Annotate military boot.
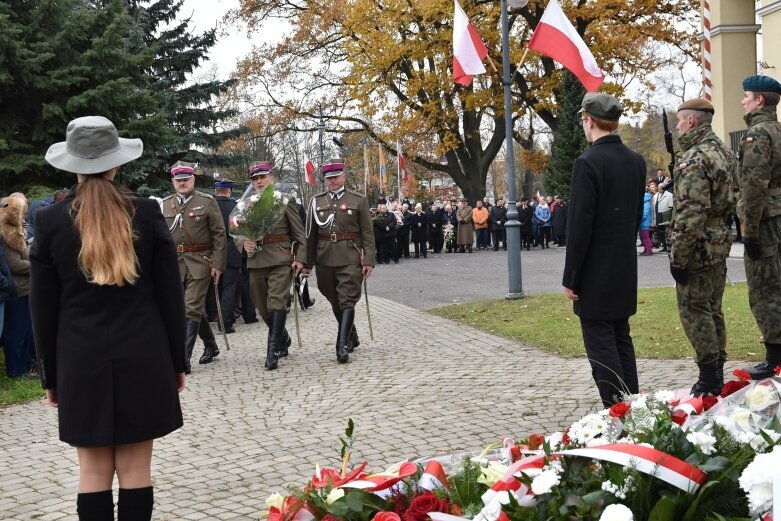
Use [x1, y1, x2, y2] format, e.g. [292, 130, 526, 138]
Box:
[336, 308, 354, 363]
[717, 355, 726, 390]
[742, 343, 781, 380]
[198, 315, 220, 364]
[184, 319, 200, 374]
[265, 311, 286, 370]
[347, 325, 360, 353]
[264, 317, 292, 357]
[690, 360, 722, 397]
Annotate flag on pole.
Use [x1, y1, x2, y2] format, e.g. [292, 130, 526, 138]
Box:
[304, 160, 316, 186]
[527, 0, 605, 92]
[378, 144, 387, 190]
[452, 0, 489, 87]
[399, 150, 414, 196]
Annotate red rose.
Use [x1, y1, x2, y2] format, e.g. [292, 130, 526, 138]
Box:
[528, 434, 545, 450]
[403, 492, 449, 521]
[732, 368, 752, 381]
[776, 366, 781, 377]
[702, 395, 718, 411]
[720, 379, 750, 398]
[374, 512, 402, 521]
[609, 402, 631, 418]
[510, 445, 521, 462]
[561, 428, 571, 446]
[321, 516, 337, 521]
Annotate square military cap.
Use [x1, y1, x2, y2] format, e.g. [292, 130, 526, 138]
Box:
[322, 158, 346, 177]
[248, 161, 273, 177]
[677, 98, 715, 114]
[170, 160, 196, 179]
[579, 92, 623, 121]
[743, 75, 781, 94]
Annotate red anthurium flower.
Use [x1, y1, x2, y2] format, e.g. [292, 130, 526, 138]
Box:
[609, 402, 631, 418]
[733, 368, 752, 381]
[310, 461, 369, 489]
[720, 379, 750, 398]
[701, 395, 718, 411]
[528, 434, 545, 450]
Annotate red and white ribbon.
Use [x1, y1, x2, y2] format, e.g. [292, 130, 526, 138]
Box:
[672, 396, 704, 426]
[419, 461, 450, 491]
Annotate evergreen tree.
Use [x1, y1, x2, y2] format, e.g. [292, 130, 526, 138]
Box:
[544, 72, 588, 198]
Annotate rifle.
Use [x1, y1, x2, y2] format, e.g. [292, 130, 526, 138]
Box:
[662, 109, 677, 189]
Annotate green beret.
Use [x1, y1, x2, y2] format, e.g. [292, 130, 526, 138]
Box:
[579, 93, 623, 121]
[677, 98, 715, 114]
[743, 75, 781, 94]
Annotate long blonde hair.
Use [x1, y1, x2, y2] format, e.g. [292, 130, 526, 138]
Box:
[71, 174, 139, 286]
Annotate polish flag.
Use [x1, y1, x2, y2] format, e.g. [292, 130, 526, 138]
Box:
[305, 160, 316, 186]
[453, 0, 489, 86]
[527, 0, 605, 92]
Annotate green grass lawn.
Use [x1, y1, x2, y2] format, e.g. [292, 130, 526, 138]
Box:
[430, 283, 765, 361]
[0, 351, 45, 407]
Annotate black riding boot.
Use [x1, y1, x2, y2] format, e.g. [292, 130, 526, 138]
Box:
[717, 355, 726, 390]
[266, 310, 287, 370]
[77, 490, 114, 521]
[743, 343, 781, 380]
[117, 486, 153, 521]
[336, 308, 354, 363]
[198, 315, 220, 364]
[690, 360, 722, 397]
[264, 317, 292, 357]
[184, 319, 200, 374]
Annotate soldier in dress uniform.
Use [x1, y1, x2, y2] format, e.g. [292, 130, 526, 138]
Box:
[239, 161, 306, 370]
[214, 179, 242, 334]
[162, 161, 226, 373]
[668, 98, 736, 395]
[303, 159, 375, 363]
[736, 75, 781, 379]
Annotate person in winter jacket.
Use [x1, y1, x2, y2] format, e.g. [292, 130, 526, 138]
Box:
[639, 190, 653, 255]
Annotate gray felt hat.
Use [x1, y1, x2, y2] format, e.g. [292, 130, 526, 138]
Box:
[579, 93, 623, 121]
[45, 116, 143, 174]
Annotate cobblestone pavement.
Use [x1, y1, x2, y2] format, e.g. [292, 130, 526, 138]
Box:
[0, 288, 720, 520]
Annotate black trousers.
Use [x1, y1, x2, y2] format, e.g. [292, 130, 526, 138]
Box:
[579, 317, 639, 407]
[239, 258, 258, 322]
[491, 229, 506, 248]
[397, 230, 410, 258]
[219, 266, 240, 327]
[430, 229, 443, 252]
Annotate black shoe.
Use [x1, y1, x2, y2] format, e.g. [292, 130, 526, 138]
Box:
[336, 308, 354, 363]
[493, 246, 498, 251]
[691, 360, 722, 396]
[394, 259, 399, 264]
[184, 319, 199, 374]
[224, 325, 235, 334]
[743, 360, 780, 380]
[244, 317, 259, 324]
[198, 315, 220, 364]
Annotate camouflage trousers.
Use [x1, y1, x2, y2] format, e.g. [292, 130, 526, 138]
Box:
[676, 261, 727, 364]
[745, 215, 781, 344]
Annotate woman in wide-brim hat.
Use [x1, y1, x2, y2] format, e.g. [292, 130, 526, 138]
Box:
[30, 116, 187, 521]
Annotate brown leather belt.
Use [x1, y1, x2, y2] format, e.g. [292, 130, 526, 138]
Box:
[319, 232, 360, 242]
[258, 234, 289, 245]
[176, 244, 211, 253]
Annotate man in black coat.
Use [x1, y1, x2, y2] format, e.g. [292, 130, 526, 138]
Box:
[562, 93, 646, 408]
[489, 198, 507, 250]
[517, 199, 534, 250]
[427, 202, 445, 253]
[552, 197, 568, 247]
[213, 180, 242, 333]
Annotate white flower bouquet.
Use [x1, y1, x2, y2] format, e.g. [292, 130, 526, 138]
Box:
[228, 184, 295, 242]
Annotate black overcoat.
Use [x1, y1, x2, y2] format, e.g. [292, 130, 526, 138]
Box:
[216, 195, 242, 269]
[408, 212, 429, 243]
[29, 188, 186, 447]
[489, 205, 507, 231]
[553, 203, 568, 236]
[517, 205, 534, 233]
[562, 135, 646, 320]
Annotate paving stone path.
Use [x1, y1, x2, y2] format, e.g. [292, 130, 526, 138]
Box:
[1, 289, 713, 520]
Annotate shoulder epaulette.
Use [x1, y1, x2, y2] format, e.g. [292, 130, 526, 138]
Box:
[347, 189, 366, 198]
[195, 190, 214, 199]
[161, 194, 174, 201]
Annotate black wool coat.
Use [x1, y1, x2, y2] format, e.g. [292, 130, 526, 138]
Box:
[553, 203, 569, 236]
[562, 135, 646, 320]
[408, 212, 429, 243]
[29, 188, 186, 447]
[216, 195, 243, 269]
[517, 205, 534, 233]
[489, 205, 507, 231]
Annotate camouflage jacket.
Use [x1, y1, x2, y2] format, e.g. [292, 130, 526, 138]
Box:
[737, 106, 781, 237]
[669, 123, 736, 270]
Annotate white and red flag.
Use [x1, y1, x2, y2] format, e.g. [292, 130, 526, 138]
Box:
[452, 0, 489, 86]
[305, 159, 316, 186]
[527, 0, 605, 92]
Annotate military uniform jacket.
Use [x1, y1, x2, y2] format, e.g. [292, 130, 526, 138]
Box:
[738, 106, 781, 237]
[670, 124, 736, 270]
[240, 201, 307, 269]
[306, 189, 376, 268]
[162, 190, 227, 278]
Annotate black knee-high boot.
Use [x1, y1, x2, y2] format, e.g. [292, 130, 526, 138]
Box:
[77, 490, 114, 521]
[118, 486, 153, 521]
[184, 319, 199, 374]
[198, 314, 220, 364]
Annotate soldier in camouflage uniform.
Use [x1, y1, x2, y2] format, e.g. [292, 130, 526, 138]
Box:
[162, 161, 227, 373]
[736, 75, 781, 379]
[303, 159, 375, 363]
[240, 161, 306, 370]
[668, 98, 736, 396]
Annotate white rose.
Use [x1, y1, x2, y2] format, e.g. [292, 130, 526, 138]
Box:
[265, 492, 285, 510]
[250, 194, 260, 203]
[653, 390, 676, 404]
[530, 469, 560, 495]
[740, 446, 781, 514]
[744, 384, 776, 411]
[686, 431, 717, 455]
[325, 488, 344, 505]
[730, 410, 757, 432]
[600, 503, 634, 521]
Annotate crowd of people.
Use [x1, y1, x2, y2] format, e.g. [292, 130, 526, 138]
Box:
[368, 193, 570, 262]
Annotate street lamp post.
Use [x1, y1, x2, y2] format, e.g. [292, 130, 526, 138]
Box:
[317, 104, 325, 191]
[501, 0, 524, 299]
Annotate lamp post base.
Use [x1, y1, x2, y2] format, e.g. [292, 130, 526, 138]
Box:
[505, 292, 525, 300]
